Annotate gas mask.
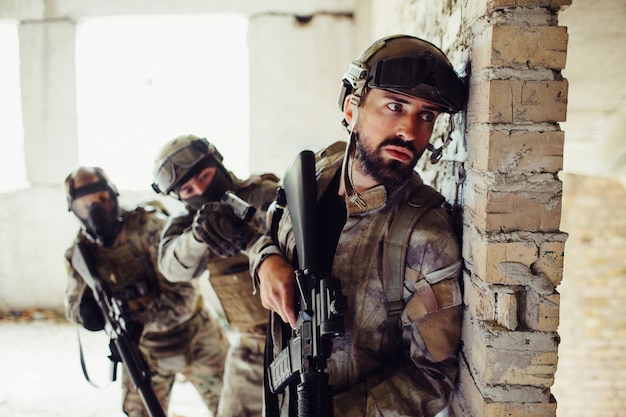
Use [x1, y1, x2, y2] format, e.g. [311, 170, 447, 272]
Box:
[68, 179, 123, 247]
[82, 202, 123, 247]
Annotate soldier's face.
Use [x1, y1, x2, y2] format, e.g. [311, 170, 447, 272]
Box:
[346, 88, 442, 185]
[177, 167, 217, 200]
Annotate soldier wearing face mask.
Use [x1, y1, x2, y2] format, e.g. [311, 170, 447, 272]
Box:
[63, 166, 228, 417]
[66, 168, 123, 248]
[152, 134, 281, 417]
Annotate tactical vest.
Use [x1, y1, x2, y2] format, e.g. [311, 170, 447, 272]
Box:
[82, 208, 161, 322]
[207, 248, 268, 334]
[201, 176, 277, 334]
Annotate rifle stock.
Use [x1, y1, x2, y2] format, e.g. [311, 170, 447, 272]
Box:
[72, 240, 166, 417]
[268, 150, 347, 417]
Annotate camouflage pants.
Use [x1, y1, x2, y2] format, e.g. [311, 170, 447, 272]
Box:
[216, 335, 265, 417]
[122, 310, 228, 417]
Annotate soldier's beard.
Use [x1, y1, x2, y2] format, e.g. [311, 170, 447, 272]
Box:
[354, 132, 423, 187]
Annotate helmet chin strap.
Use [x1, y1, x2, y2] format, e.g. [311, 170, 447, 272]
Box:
[342, 100, 366, 209]
[427, 114, 455, 164]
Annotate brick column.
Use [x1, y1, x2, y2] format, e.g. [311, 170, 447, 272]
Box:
[452, 1, 571, 416]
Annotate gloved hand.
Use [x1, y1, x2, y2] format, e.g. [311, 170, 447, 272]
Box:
[192, 201, 256, 258]
[78, 291, 105, 331]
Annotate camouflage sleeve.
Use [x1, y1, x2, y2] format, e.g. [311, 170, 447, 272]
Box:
[158, 210, 211, 282]
[248, 146, 337, 279]
[247, 235, 284, 282]
[140, 208, 169, 267]
[241, 177, 285, 279]
[247, 202, 296, 285]
[240, 176, 281, 231]
[63, 243, 89, 325]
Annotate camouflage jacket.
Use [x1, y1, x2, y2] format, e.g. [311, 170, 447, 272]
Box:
[158, 174, 280, 335]
[64, 204, 200, 335]
[249, 142, 463, 417]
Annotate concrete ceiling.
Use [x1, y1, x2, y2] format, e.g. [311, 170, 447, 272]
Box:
[559, 0, 626, 183]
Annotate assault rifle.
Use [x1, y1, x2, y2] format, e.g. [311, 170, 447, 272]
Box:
[71, 240, 166, 417]
[267, 150, 347, 417]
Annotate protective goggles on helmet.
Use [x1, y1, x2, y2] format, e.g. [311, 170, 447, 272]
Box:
[66, 174, 119, 210]
[346, 55, 464, 113]
[152, 139, 217, 194]
[68, 181, 118, 217]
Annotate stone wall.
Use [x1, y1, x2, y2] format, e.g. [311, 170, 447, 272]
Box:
[459, 2, 570, 415]
[368, 0, 571, 415]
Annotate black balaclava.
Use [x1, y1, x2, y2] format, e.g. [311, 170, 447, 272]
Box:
[175, 156, 234, 211]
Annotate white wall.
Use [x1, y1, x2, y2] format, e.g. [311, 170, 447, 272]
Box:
[248, 13, 355, 176]
[0, 187, 76, 310]
[0, 188, 183, 311]
[0, 0, 358, 311]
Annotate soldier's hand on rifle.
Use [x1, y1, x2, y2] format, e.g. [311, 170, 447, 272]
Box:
[192, 201, 256, 258]
[257, 254, 297, 328]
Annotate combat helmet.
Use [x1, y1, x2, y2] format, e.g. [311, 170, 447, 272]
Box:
[152, 134, 233, 210]
[65, 166, 122, 247]
[337, 35, 466, 208]
[338, 34, 465, 115]
[66, 166, 119, 210]
[151, 134, 225, 195]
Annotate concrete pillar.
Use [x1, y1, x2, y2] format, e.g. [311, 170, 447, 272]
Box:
[247, 13, 355, 176]
[19, 19, 78, 186]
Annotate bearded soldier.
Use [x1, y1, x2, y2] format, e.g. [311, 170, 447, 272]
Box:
[251, 35, 466, 417]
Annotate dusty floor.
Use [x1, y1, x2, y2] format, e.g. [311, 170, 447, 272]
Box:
[0, 310, 212, 417]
